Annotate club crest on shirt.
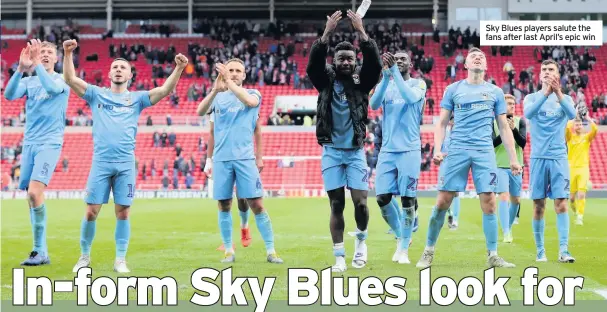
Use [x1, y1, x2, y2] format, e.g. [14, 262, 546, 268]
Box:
[122, 96, 133, 106]
[353, 74, 360, 85]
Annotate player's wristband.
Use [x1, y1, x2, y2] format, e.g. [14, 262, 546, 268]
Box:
[206, 158, 212, 166]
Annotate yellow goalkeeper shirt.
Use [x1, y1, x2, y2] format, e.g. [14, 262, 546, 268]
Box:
[566, 121, 598, 168]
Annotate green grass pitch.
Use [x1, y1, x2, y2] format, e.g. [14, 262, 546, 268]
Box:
[1, 197, 607, 301]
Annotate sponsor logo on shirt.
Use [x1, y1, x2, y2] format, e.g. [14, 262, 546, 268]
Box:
[98, 104, 135, 113]
[33, 93, 52, 101]
[539, 110, 563, 117]
[455, 103, 490, 110]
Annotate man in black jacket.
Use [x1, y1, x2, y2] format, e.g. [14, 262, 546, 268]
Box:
[306, 10, 381, 273]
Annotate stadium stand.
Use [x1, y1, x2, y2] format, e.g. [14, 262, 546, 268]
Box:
[2, 19, 606, 192]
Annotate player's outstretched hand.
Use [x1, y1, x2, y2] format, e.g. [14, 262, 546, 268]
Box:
[510, 162, 523, 176]
[323, 11, 342, 36]
[63, 39, 78, 54]
[28, 39, 42, 67]
[174, 53, 188, 68]
[433, 152, 445, 166]
[347, 9, 365, 33]
[18, 46, 33, 72]
[382, 53, 395, 70]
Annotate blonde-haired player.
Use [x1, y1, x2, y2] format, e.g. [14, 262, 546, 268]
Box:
[565, 110, 597, 226]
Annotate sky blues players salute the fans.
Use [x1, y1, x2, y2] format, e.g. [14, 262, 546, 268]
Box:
[61, 39, 188, 273]
[523, 60, 576, 263]
[307, 10, 382, 273]
[417, 48, 522, 269]
[4, 39, 69, 266]
[369, 51, 426, 265]
[493, 94, 526, 244]
[196, 58, 282, 265]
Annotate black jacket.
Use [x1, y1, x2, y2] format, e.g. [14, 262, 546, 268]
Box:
[306, 38, 382, 147]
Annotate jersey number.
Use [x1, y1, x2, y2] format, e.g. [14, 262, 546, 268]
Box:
[407, 177, 419, 191]
[489, 173, 497, 186]
[127, 184, 134, 198]
[564, 179, 570, 191]
[362, 169, 369, 183]
[41, 163, 49, 177]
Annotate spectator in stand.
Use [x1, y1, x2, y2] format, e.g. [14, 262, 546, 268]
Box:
[142, 162, 147, 181]
[152, 131, 160, 147]
[172, 175, 179, 189]
[168, 131, 176, 147]
[166, 114, 173, 126]
[160, 129, 168, 147]
[146, 116, 153, 126]
[62, 157, 69, 172]
[185, 173, 194, 189]
[173, 157, 179, 177]
[170, 90, 179, 107]
[175, 144, 183, 157]
[163, 159, 169, 176]
[161, 174, 170, 190]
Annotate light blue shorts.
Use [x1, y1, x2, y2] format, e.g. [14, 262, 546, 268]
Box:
[529, 158, 570, 200]
[321, 146, 368, 191]
[85, 161, 136, 206]
[19, 144, 62, 190]
[438, 149, 498, 194]
[375, 150, 421, 197]
[213, 159, 263, 200]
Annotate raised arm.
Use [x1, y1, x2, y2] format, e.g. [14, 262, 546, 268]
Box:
[523, 93, 548, 119]
[390, 65, 425, 104]
[586, 115, 598, 142]
[4, 72, 27, 100]
[215, 63, 260, 107]
[307, 11, 342, 91]
[348, 10, 381, 93]
[370, 70, 390, 110]
[5, 46, 34, 100]
[149, 54, 188, 105]
[197, 76, 226, 116]
[550, 77, 576, 119]
[34, 65, 64, 95]
[62, 40, 88, 97]
[29, 40, 64, 95]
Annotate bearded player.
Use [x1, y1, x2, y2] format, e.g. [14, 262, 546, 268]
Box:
[565, 111, 597, 226]
[196, 58, 282, 264]
[63, 39, 188, 273]
[493, 94, 526, 243]
[523, 60, 576, 263]
[4, 39, 69, 266]
[307, 10, 381, 272]
[416, 48, 521, 269]
[369, 51, 426, 264]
